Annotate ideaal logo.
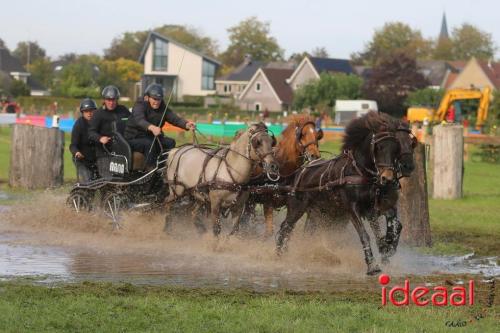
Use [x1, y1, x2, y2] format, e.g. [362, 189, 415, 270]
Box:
[379, 274, 474, 306]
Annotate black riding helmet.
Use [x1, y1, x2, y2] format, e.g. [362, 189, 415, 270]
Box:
[145, 83, 164, 99]
[80, 98, 97, 112]
[101, 85, 120, 99]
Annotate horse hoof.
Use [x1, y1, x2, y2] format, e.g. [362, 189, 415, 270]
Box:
[367, 265, 382, 276]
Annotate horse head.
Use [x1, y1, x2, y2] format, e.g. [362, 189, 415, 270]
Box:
[377, 113, 417, 178]
[343, 111, 401, 185]
[247, 123, 280, 180]
[394, 121, 417, 177]
[295, 120, 323, 161]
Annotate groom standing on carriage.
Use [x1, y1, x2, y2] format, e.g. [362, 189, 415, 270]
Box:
[124, 83, 196, 169]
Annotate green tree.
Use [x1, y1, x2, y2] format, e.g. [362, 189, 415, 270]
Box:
[10, 80, 31, 97]
[406, 87, 445, 108]
[13, 41, 47, 66]
[432, 37, 454, 60]
[451, 23, 496, 60]
[293, 73, 363, 111]
[28, 58, 53, 89]
[105, 25, 219, 61]
[53, 55, 101, 98]
[0, 38, 6, 49]
[97, 58, 143, 97]
[311, 47, 329, 58]
[487, 89, 500, 126]
[362, 51, 428, 117]
[288, 51, 310, 64]
[353, 22, 433, 65]
[221, 17, 284, 67]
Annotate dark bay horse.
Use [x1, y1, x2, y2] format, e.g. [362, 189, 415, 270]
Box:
[275, 112, 402, 275]
[303, 113, 417, 263]
[234, 114, 323, 237]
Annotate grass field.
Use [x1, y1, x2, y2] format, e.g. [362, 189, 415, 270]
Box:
[0, 124, 498, 332]
[0, 280, 497, 333]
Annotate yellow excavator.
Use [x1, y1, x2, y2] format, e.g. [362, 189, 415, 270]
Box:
[407, 87, 491, 129]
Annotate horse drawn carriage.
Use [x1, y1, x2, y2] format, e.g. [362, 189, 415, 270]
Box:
[67, 123, 168, 227]
[67, 112, 417, 275]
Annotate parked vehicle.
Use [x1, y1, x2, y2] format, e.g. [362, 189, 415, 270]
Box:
[334, 100, 378, 125]
[407, 87, 491, 130]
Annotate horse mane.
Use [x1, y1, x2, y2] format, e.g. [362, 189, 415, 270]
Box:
[342, 111, 395, 151]
[276, 114, 316, 162]
[280, 114, 315, 138]
[233, 122, 268, 141]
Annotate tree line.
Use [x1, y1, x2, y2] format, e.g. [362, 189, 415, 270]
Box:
[0, 16, 497, 119]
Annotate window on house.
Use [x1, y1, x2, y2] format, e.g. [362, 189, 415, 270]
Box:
[202, 59, 216, 90]
[228, 85, 232, 92]
[153, 39, 168, 71]
[255, 103, 261, 111]
[224, 85, 228, 93]
[255, 82, 262, 92]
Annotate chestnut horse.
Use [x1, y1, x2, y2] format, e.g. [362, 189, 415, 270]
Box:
[234, 114, 323, 237]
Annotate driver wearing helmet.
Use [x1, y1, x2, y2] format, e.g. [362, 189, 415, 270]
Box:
[124, 83, 195, 168]
[88, 85, 131, 156]
[70, 98, 98, 183]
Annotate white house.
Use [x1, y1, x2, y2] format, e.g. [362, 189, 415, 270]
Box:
[138, 32, 221, 100]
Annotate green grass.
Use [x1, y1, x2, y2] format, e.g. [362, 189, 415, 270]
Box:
[426, 161, 500, 256]
[0, 281, 497, 333]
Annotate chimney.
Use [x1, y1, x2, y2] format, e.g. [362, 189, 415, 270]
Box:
[244, 54, 252, 65]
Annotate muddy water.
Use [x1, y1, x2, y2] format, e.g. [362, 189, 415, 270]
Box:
[0, 194, 498, 291]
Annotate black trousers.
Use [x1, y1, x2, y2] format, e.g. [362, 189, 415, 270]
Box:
[128, 136, 176, 166]
[73, 158, 96, 183]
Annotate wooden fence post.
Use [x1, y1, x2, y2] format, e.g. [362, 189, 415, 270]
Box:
[9, 124, 64, 189]
[398, 142, 432, 246]
[431, 124, 463, 199]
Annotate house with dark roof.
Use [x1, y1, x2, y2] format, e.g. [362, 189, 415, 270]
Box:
[215, 56, 265, 97]
[416, 60, 465, 90]
[0, 48, 48, 96]
[286, 56, 354, 91]
[138, 31, 221, 100]
[238, 67, 294, 112]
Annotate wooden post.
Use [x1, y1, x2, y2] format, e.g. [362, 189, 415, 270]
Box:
[431, 124, 463, 199]
[399, 143, 432, 246]
[9, 124, 64, 189]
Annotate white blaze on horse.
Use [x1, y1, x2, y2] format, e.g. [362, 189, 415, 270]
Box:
[164, 122, 279, 236]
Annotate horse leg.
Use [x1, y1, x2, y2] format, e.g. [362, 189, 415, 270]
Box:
[382, 207, 403, 259]
[349, 203, 381, 275]
[263, 204, 274, 238]
[210, 200, 222, 237]
[303, 207, 322, 235]
[366, 213, 389, 261]
[192, 201, 207, 234]
[237, 197, 255, 235]
[276, 195, 309, 255]
[229, 192, 250, 237]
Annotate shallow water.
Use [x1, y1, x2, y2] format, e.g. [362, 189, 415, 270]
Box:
[0, 197, 498, 291]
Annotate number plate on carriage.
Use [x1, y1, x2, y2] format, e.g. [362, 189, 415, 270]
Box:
[109, 161, 125, 175]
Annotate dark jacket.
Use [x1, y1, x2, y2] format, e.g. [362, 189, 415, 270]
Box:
[88, 104, 131, 142]
[124, 100, 187, 140]
[69, 117, 96, 162]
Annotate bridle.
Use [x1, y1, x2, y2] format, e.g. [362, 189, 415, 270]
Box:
[394, 125, 418, 178]
[228, 127, 280, 181]
[364, 131, 400, 184]
[295, 121, 323, 162]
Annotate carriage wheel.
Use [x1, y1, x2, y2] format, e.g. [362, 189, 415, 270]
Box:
[102, 192, 130, 229]
[67, 189, 93, 213]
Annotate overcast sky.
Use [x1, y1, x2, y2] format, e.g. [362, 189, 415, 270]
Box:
[1, 0, 498, 59]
